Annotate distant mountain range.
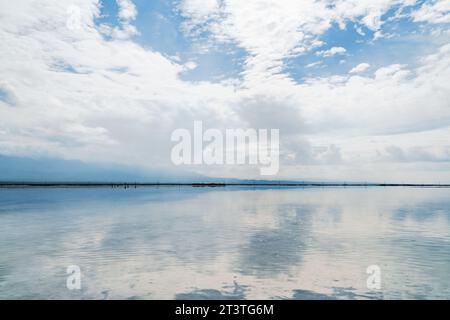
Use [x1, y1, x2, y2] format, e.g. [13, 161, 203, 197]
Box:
[0, 154, 208, 183]
[4, 154, 441, 186]
[0, 154, 300, 184]
[0, 154, 322, 185]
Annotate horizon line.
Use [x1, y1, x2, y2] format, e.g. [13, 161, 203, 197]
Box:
[1, 182, 450, 188]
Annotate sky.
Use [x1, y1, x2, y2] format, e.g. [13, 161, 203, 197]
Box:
[0, 0, 450, 183]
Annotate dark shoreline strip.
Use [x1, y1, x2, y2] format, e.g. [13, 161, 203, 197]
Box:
[1, 182, 450, 188]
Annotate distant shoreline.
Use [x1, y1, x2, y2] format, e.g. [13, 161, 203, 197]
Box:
[1, 182, 450, 188]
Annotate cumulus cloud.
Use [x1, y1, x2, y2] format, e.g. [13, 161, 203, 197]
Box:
[184, 61, 198, 70]
[412, 0, 450, 24]
[316, 47, 347, 58]
[179, 0, 418, 82]
[107, 0, 139, 39]
[117, 0, 137, 21]
[349, 63, 371, 74]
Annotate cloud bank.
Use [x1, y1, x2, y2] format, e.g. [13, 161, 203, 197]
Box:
[0, 0, 450, 183]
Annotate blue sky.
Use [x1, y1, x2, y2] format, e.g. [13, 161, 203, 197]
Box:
[0, 0, 450, 182]
[94, 0, 446, 82]
[96, 0, 246, 81]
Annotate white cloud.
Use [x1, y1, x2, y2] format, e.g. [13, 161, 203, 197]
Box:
[117, 0, 137, 22]
[178, 0, 220, 25]
[316, 47, 347, 58]
[374, 64, 411, 80]
[1, 0, 450, 182]
[106, 0, 139, 39]
[184, 61, 198, 70]
[349, 63, 370, 74]
[412, 0, 450, 24]
[306, 61, 323, 68]
[179, 0, 419, 83]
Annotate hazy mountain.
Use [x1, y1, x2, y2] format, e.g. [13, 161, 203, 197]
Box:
[0, 154, 205, 183]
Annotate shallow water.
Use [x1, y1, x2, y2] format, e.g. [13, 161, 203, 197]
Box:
[0, 186, 449, 300]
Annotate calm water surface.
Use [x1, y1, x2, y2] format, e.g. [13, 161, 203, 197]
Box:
[0, 187, 449, 299]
